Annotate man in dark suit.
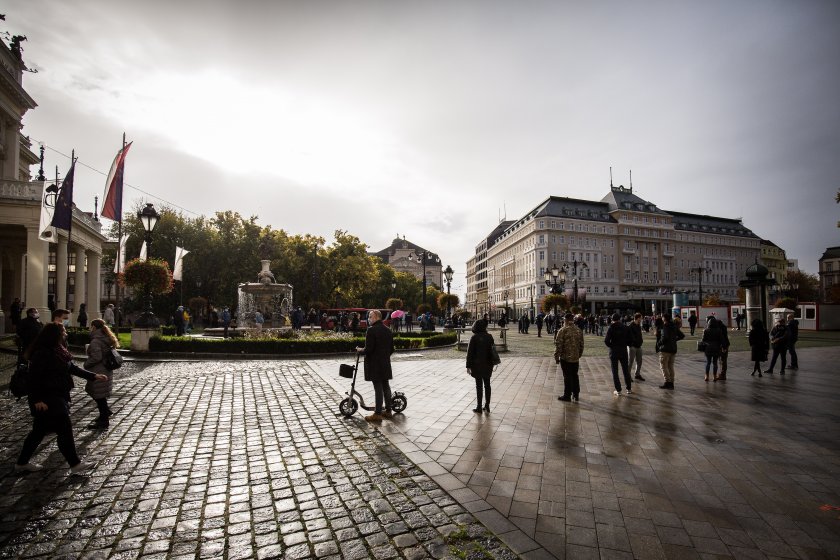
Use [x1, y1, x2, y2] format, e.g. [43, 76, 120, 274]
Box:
[357, 309, 395, 421]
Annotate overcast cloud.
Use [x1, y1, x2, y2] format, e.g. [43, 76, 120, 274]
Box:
[8, 0, 840, 297]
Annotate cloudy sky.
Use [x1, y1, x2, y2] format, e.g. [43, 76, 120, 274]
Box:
[7, 0, 840, 296]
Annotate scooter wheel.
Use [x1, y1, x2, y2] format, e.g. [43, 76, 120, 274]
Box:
[339, 398, 358, 417]
[391, 394, 407, 413]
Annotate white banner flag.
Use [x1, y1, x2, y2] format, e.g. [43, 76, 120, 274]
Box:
[113, 234, 129, 273]
[139, 240, 147, 262]
[38, 181, 58, 241]
[173, 246, 190, 281]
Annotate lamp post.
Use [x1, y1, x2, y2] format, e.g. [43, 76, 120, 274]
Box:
[135, 203, 161, 328]
[690, 266, 712, 307]
[564, 259, 588, 306]
[391, 280, 397, 296]
[528, 286, 534, 321]
[104, 278, 113, 302]
[409, 250, 439, 305]
[544, 264, 567, 318]
[503, 288, 509, 324]
[443, 265, 454, 327]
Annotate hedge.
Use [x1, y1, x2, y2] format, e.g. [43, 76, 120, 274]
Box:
[66, 326, 176, 346]
[147, 332, 457, 354]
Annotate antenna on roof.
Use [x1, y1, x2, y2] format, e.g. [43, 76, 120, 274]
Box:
[504, 202, 507, 221]
[629, 169, 632, 192]
[610, 166, 613, 188]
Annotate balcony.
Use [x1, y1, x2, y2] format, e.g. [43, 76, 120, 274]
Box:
[622, 247, 636, 255]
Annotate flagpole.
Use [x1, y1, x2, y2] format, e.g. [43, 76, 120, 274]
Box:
[115, 133, 126, 336]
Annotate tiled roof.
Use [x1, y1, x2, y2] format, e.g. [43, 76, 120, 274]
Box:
[820, 246, 840, 260]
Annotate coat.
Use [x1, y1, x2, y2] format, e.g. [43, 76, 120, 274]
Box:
[628, 322, 643, 348]
[84, 328, 114, 399]
[656, 323, 684, 354]
[749, 326, 770, 361]
[702, 324, 723, 357]
[604, 322, 628, 358]
[16, 317, 42, 353]
[103, 307, 115, 325]
[466, 321, 495, 378]
[770, 324, 788, 349]
[361, 320, 394, 382]
[28, 347, 96, 417]
[554, 323, 584, 363]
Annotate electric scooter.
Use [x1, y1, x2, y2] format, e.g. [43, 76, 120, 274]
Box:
[338, 352, 407, 417]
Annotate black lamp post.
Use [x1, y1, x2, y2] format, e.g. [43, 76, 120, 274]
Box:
[409, 250, 439, 305]
[503, 288, 509, 323]
[135, 203, 161, 328]
[544, 264, 567, 318]
[528, 286, 534, 321]
[443, 265, 454, 327]
[104, 278, 113, 302]
[391, 280, 397, 296]
[564, 259, 588, 305]
[690, 266, 712, 307]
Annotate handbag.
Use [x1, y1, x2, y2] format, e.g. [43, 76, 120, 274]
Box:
[696, 340, 707, 352]
[104, 347, 123, 370]
[490, 343, 501, 365]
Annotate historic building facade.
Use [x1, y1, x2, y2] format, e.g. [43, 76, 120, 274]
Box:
[760, 240, 788, 285]
[819, 247, 840, 303]
[371, 236, 442, 287]
[467, 186, 763, 318]
[0, 39, 106, 332]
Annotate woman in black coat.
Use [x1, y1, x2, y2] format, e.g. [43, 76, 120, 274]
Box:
[748, 318, 770, 376]
[701, 317, 723, 382]
[466, 319, 496, 413]
[15, 323, 107, 474]
[356, 309, 395, 422]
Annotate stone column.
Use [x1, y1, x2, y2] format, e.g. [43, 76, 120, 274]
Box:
[25, 226, 49, 316]
[74, 246, 86, 318]
[56, 237, 68, 310]
[85, 251, 101, 320]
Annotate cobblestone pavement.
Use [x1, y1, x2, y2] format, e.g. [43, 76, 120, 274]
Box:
[0, 361, 517, 559]
[311, 346, 840, 559]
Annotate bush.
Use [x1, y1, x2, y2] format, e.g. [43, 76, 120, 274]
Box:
[147, 331, 457, 354]
[66, 326, 176, 345]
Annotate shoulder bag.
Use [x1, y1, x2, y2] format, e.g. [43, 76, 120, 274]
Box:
[104, 347, 123, 370]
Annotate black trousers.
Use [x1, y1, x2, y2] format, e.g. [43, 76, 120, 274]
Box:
[474, 374, 491, 407]
[788, 342, 798, 368]
[768, 345, 787, 372]
[18, 413, 80, 467]
[372, 380, 392, 413]
[610, 353, 632, 392]
[560, 360, 580, 397]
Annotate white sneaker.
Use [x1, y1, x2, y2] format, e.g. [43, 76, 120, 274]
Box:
[625, 389, 633, 395]
[70, 460, 94, 474]
[613, 390, 621, 396]
[14, 462, 43, 473]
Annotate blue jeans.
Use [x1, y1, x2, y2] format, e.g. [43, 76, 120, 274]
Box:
[705, 354, 719, 375]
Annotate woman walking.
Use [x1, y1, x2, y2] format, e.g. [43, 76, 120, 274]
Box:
[15, 323, 107, 474]
[702, 317, 724, 382]
[84, 319, 119, 429]
[748, 318, 770, 376]
[466, 318, 496, 412]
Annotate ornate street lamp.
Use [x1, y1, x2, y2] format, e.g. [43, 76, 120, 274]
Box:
[564, 259, 588, 305]
[409, 250, 439, 305]
[135, 203, 161, 327]
[443, 265, 454, 327]
[104, 277, 113, 302]
[391, 280, 397, 296]
[544, 264, 567, 318]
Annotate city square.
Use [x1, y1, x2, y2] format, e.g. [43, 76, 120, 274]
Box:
[1, 331, 839, 559]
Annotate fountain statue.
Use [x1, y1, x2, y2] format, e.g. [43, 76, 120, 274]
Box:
[237, 260, 293, 328]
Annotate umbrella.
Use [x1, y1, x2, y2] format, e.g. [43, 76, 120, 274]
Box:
[390, 310, 405, 319]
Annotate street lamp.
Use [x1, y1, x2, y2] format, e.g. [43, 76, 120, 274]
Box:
[443, 265, 454, 327]
[104, 277, 113, 302]
[135, 203, 161, 328]
[528, 286, 534, 321]
[544, 264, 567, 318]
[690, 266, 713, 307]
[409, 250, 439, 305]
[503, 288, 509, 323]
[391, 280, 397, 296]
[564, 259, 588, 305]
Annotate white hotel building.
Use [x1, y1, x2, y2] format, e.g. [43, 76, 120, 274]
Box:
[466, 186, 762, 318]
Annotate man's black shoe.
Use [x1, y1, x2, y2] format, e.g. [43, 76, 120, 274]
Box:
[635, 374, 645, 381]
[558, 395, 572, 401]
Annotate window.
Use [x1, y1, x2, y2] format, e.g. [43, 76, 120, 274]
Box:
[540, 286, 545, 295]
[539, 251, 544, 260]
[539, 220, 544, 228]
[539, 234, 545, 243]
[550, 220, 556, 228]
[559, 235, 565, 244]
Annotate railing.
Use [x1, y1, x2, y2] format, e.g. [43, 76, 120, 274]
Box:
[0, 179, 41, 201]
[455, 327, 508, 352]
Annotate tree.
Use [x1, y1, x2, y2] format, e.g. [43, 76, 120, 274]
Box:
[703, 293, 723, 306]
[322, 230, 379, 306]
[385, 298, 404, 311]
[827, 284, 840, 303]
[782, 270, 820, 302]
[437, 293, 460, 310]
[774, 297, 797, 310]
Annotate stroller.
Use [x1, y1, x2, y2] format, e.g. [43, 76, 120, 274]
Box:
[338, 352, 407, 417]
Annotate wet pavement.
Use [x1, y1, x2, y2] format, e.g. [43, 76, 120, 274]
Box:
[0, 344, 838, 559]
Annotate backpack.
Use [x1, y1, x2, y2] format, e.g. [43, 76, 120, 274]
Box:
[9, 362, 29, 399]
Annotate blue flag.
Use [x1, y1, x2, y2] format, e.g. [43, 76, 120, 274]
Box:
[50, 160, 75, 231]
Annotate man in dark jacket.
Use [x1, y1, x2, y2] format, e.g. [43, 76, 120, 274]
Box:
[765, 317, 788, 374]
[627, 313, 645, 381]
[688, 312, 698, 336]
[656, 314, 684, 389]
[605, 313, 632, 395]
[357, 310, 395, 421]
[786, 313, 799, 369]
[535, 312, 545, 337]
[16, 308, 43, 362]
[717, 317, 730, 380]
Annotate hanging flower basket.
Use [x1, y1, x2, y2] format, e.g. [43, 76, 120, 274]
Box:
[119, 258, 174, 295]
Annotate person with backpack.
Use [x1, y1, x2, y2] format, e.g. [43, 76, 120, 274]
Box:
[14, 323, 107, 474]
[605, 313, 633, 396]
[656, 314, 685, 390]
[84, 319, 120, 430]
[466, 318, 497, 413]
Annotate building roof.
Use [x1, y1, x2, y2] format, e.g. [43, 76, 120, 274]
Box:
[760, 239, 782, 249]
[600, 185, 669, 215]
[819, 246, 840, 261]
[371, 237, 438, 263]
[667, 211, 758, 238]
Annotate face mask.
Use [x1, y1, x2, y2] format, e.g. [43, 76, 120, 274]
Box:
[63, 319, 70, 327]
[32, 313, 40, 320]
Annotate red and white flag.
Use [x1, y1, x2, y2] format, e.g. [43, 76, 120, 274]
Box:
[101, 141, 132, 222]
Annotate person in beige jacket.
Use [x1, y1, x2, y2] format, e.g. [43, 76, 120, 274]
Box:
[84, 319, 119, 429]
[554, 312, 584, 402]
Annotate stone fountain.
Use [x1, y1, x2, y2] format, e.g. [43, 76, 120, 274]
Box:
[237, 260, 293, 328]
